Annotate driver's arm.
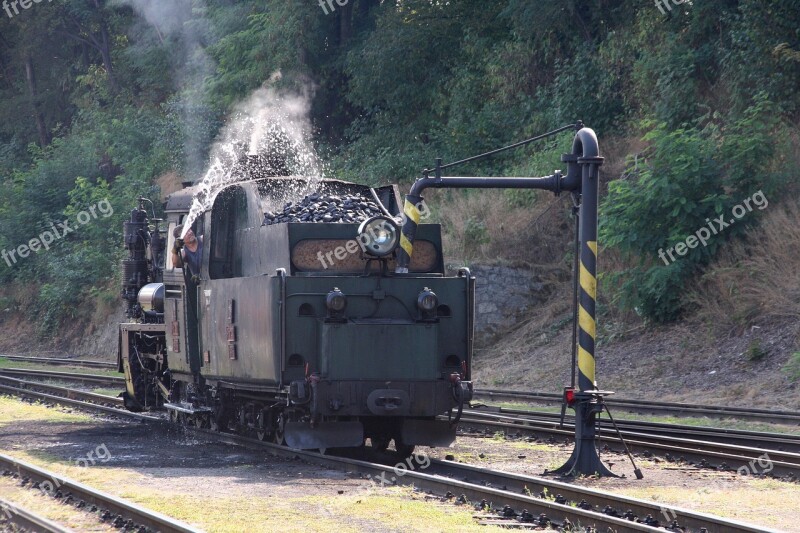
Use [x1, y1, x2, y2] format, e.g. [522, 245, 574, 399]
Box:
[171, 239, 184, 268]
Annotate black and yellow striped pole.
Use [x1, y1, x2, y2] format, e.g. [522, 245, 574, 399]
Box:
[552, 132, 615, 477]
[577, 171, 599, 394]
[394, 125, 615, 476]
[396, 194, 422, 274]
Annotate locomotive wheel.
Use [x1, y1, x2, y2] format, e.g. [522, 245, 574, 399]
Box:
[194, 413, 209, 429]
[370, 437, 390, 453]
[169, 410, 187, 425]
[256, 411, 271, 441]
[274, 413, 286, 445]
[210, 403, 229, 432]
[394, 439, 415, 459]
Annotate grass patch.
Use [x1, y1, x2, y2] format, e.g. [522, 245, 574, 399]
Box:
[606, 413, 800, 435]
[618, 477, 800, 530]
[90, 387, 124, 397]
[0, 396, 92, 425]
[503, 440, 558, 453]
[783, 352, 800, 383]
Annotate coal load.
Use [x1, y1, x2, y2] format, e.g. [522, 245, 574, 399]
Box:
[263, 193, 385, 225]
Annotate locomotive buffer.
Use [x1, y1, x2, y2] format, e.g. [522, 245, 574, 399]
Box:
[396, 122, 615, 477]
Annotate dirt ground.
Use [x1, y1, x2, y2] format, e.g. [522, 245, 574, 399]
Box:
[0, 397, 512, 533]
[474, 314, 800, 410]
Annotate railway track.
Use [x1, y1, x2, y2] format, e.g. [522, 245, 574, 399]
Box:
[475, 389, 800, 426]
[0, 454, 200, 533]
[458, 409, 800, 479]
[0, 497, 73, 533]
[0, 355, 116, 370]
[0, 381, 782, 532]
[473, 405, 800, 453]
[0, 368, 124, 388]
[0, 375, 125, 408]
[5, 366, 800, 478]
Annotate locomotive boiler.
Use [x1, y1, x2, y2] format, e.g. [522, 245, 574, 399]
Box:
[118, 175, 474, 455]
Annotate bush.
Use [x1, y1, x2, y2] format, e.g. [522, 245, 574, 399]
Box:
[600, 95, 783, 322]
[783, 352, 800, 383]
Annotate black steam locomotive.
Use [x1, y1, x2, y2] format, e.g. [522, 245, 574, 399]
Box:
[118, 174, 474, 455]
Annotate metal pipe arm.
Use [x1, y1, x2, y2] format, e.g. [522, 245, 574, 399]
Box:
[408, 173, 565, 198]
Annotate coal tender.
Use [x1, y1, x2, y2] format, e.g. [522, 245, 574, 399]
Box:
[117, 175, 474, 455]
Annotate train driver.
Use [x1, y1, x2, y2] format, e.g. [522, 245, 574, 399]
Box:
[171, 225, 204, 281]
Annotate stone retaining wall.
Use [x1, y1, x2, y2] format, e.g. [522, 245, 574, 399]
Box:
[467, 264, 554, 339]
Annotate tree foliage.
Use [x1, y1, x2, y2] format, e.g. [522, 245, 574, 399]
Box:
[0, 0, 797, 327]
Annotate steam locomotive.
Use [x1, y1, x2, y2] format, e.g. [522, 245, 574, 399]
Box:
[118, 173, 474, 454]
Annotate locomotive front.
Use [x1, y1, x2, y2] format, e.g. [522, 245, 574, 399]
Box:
[277, 201, 475, 452]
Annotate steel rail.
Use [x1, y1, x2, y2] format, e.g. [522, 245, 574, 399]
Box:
[0, 383, 157, 422]
[474, 389, 800, 426]
[0, 356, 116, 369]
[0, 381, 785, 532]
[0, 454, 201, 533]
[0, 497, 74, 533]
[203, 430, 667, 533]
[420, 458, 777, 533]
[470, 405, 800, 453]
[0, 375, 124, 407]
[0, 384, 657, 532]
[457, 415, 800, 478]
[0, 369, 124, 387]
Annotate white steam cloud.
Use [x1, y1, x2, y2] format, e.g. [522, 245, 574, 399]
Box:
[118, 1, 325, 237]
[181, 80, 325, 237]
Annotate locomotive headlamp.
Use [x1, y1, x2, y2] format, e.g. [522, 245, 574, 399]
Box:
[357, 216, 399, 257]
[417, 287, 438, 320]
[326, 288, 347, 312]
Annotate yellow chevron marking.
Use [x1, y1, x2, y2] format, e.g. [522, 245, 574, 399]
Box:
[578, 303, 596, 339]
[400, 234, 414, 257]
[578, 345, 596, 382]
[122, 358, 136, 396]
[404, 201, 421, 224]
[579, 263, 597, 299]
[587, 240, 597, 256]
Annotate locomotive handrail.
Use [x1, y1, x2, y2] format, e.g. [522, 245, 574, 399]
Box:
[277, 268, 287, 386]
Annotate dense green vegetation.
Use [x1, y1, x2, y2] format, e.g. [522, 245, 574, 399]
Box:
[0, 0, 798, 331]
